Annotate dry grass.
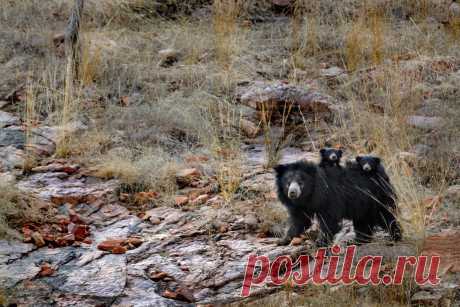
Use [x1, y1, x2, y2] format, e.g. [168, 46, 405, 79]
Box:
[239, 280, 413, 307]
[0, 182, 55, 240]
[203, 96, 244, 202]
[212, 144, 243, 203]
[212, 0, 244, 68]
[0, 183, 23, 239]
[261, 102, 295, 169]
[93, 147, 181, 196]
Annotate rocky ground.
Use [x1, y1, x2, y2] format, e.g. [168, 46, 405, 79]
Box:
[1, 0, 460, 306]
[1, 135, 459, 306]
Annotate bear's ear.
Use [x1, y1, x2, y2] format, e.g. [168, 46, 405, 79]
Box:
[274, 164, 287, 174]
[319, 148, 326, 156]
[356, 156, 362, 162]
[374, 157, 381, 164]
[337, 149, 343, 157]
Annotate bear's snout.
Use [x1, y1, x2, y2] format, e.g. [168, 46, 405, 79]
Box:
[363, 163, 372, 171]
[329, 153, 337, 161]
[288, 182, 301, 199]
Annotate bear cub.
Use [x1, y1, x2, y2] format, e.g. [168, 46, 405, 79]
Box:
[347, 155, 390, 182]
[319, 148, 343, 168]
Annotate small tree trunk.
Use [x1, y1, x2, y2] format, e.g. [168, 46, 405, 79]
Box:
[65, 0, 84, 81]
[59, 0, 84, 157]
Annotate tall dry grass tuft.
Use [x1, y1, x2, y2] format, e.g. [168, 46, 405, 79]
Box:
[202, 97, 243, 203]
[293, 0, 320, 58]
[94, 147, 180, 198]
[0, 183, 23, 239]
[344, 16, 366, 71]
[406, 0, 429, 20]
[0, 181, 56, 240]
[369, 8, 385, 66]
[212, 0, 244, 68]
[79, 36, 102, 86]
[212, 140, 243, 203]
[291, 0, 306, 52]
[55, 80, 78, 158]
[261, 102, 294, 169]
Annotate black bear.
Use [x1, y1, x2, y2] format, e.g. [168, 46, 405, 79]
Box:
[274, 160, 401, 246]
[319, 148, 343, 168]
[274, 161, 344, 246]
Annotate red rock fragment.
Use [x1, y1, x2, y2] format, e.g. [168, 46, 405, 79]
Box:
[39, 263, 55, 277]
[111, 246, 127, 254]
[72, 224, 90, 241]
[175, 196, 189, 206]
[97, 239, 125, 252]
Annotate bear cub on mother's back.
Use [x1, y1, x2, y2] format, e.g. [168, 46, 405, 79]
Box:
[347, 155, 390, 181]
[319, 148, 343, 168]
[274, 160, 402, 246]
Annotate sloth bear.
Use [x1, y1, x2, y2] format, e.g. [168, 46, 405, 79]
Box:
[347, 155, 390, 182]
[274, 160, 401, 246]
[319, 148, 343, 168]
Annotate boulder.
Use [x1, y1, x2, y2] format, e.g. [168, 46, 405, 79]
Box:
[237, 81, 336, 119]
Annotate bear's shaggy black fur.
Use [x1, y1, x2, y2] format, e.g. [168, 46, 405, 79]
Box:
[347, 155, 390, 182]
[274, 160, 401, 246]
[319, 148, 343, 168]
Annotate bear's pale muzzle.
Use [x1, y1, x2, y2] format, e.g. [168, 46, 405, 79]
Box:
[363, 163, 372, 171]
[288, 182, 301, 199]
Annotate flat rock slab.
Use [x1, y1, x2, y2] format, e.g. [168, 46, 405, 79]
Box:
[50, 254, 127, 298]
[0, 240, 35, 264]
[17, 172, 118, 204]
[0, 111, 20, 127]
[0, 127, 25, 147]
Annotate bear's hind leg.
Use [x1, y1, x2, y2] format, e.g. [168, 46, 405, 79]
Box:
[316, 214, 341, 247]
[379, 209, 402, 242]
[353, 220, 374, 244]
